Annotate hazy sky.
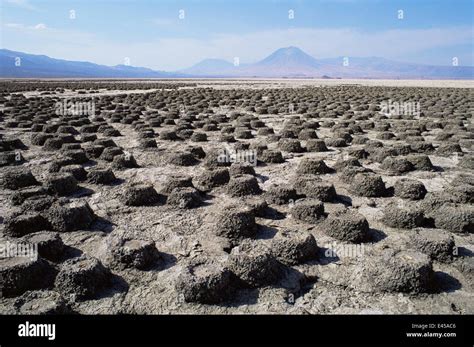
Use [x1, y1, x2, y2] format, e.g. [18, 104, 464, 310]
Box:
[1, 0, 473, 70]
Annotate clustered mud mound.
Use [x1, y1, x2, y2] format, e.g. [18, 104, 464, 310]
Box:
[0, 80, 472, 314]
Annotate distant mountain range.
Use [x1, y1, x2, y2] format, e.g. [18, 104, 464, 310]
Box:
[1, 47, 473, 79]
[0, 49, 177, 78]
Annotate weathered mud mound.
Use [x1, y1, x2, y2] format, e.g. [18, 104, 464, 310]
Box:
[22, 232, 66, 262]
[382, 202, 426, 229]
[0, 167, 39, 190]
[214, 204, 257, 244]
[4, 213, 51, 237]
[167, 187, 202, 209]
[353, 249, 436, 294]
[105, 235, 160, 270]
[0, 257, 56, 297]
[323, 209, 370, 243]
[46, 200, 96, 232]
[290, 198, 326, 223]
[226, 175, 261, 197]
[264, 185, 298, 205]
[228, 240, 283, 287]
[13, 290, 72, 314]
[86, 168, 117, 184]
[54, 256, 112, 300]
[297, 159, 333, 175]
[175, 258, 236, 304]
[120, 183, 162, 206]
[349, 173, 387, 197]
[411, 228, 455, 262]
[394, 179, 427, 200]
[44, 173, 79, 196]
[270, 229, 319, 265]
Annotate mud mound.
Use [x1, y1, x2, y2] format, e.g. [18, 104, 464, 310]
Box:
[22, 231, 65, 262]
[175, 258, 236, 304]
[338, 166, 371, 183]
[99, 147, 124, 162]
[4, 213, 51, 237]
[323, 209, 370, 243]
[394, 179, 427, 200]
[166, 151, 198, 166]
[264, 185, 298, 205]
[445, 184, 474, 204]
[20, 195, 56, 212]
[294, 177, 337, 202]
[380, 157, 414, 175]
[44, 173, 79, 196]
[62, 149, 89, 164]
[0, 257, 56, 298]
[60, 164, 87, 181]
[433, 204, 474, 233]
[334, 157, 362, 171]
[161, 175, 194, 194]
[229, 163, 256, 176]
[296, 159, 333, 175]
[193, 168, 229, 191]
[354, 249, 435, 293]
[0, 168, 39, 190]
[270, 230, 319, 265]
[290, 198, 326, 223]
[167, 187, 202, 209]
[105, 236, 160, 270]
[226, 175, 261, 197]
[14, 290, 71, 314]
[112, 154, 139, 170]
[190, 132, 207, 142]
[228, 240, 282, 287]
[437, 143, 462, 156]
[86, 168, 117, 184]
[406, 155, 435, 171]
[244, 197, 268, 217]
[412, 228, 455, 262]
[349, 173, 387, 197]
[382, 202, 426, 229]
[121, 183, 162, 206]
[10, 187, 48, 206]
[278, 139, 304, 153]
[214, 205, 257, 243]
[138, 138, 157, 148]
[259, 150, 284, 164]
[55, 256, 112, 300]
[306, 139, 329, 152]
[46, 200, 95, 232]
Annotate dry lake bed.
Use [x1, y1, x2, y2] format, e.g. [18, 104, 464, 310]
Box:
[0, 79, 473, 314]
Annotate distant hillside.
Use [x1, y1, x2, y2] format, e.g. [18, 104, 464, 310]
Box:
[1, 47, 473, 79]
[180, 46, 474, 79]
[0, 49, 182, 78]
[179, 58, 236, 76]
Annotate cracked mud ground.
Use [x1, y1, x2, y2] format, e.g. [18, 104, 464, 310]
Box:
[0, 79, 473, 314]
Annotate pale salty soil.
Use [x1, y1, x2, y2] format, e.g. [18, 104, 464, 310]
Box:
[4, 78, 474, 88]
[0, 79, 473, 314]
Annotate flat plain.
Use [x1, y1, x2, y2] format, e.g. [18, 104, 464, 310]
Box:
[0, 79, 472, 314]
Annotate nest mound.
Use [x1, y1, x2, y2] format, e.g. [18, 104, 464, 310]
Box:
[323, 209, 370, 243]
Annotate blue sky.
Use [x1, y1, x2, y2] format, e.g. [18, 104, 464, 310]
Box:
[1, 0, 473, 70]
